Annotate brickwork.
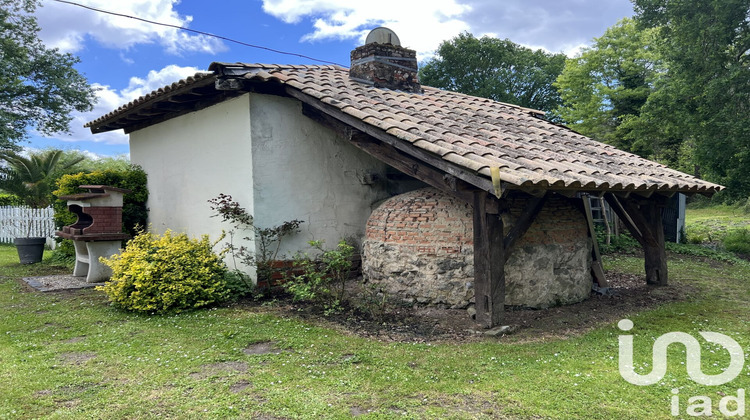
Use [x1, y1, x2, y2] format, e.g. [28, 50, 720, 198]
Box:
[504, 195, 588, 248]
[81, 207, 123, 234]
[363, 188, 593, 308]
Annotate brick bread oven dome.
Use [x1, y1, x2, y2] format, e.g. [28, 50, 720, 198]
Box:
[362, 188, 593, 309]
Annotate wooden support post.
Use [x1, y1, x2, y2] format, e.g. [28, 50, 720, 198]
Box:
[604, 193, 668, 286]
[639, 199, 668, 286]
[473, 191, 505, 328]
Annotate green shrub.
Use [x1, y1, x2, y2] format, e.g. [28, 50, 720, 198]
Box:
[223, 269, 257, 298]
[685, 225, 713, 244]
[665, 242, 750, 266]
[284, 240, 355, 315]
[596, 227, 640, 254]
[98, 230, 229, 313]
[0, 193, 22, 206]
[207, 193, 302, 288]
[722, 229, 750, 255]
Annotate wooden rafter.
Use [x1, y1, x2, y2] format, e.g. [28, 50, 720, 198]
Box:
[284, 86, 496, 196]
[503, 194, 547, 252]
[300, 103, 500, 213]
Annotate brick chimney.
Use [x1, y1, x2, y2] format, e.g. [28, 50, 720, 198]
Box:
[349, 27, 422, 93]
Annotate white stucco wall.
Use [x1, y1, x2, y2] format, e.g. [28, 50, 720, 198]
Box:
[128, 91, 390, 279]
[249, 94, 390, 259]
[129, 94, 255, 274]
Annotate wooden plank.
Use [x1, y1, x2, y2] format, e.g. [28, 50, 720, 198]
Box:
[581, 195, 608, 287]
[300, 103, 501, 213]
[285, 86, 497, 195]
[604, 193, 644, 245]
[592, 262, 607, 287]
[122, 91, 245, 134]
[503, 194, 547, 251]
[605, 193, 668, 285]
[473, 191, 505, 328]
[473, 191, 490, 328]
[350, 135, 477, 204]
[487, 206, 505, 327]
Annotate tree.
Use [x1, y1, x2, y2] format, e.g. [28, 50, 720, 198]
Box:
[554, 18, 677, 161]
[420, 33, 567, 116]
[634, 0, 750, 200]
[0, 149, 84, 208]
[0, 0, 96, 150]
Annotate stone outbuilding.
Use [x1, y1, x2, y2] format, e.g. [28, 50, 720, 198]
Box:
[85, 29, 723, 327]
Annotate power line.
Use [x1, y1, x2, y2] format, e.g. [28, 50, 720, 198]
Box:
[49, 0, 346, 67]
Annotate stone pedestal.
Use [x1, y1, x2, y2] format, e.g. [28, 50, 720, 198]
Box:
[72, 240, 123, 283]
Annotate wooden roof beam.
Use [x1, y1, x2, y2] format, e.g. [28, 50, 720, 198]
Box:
[287, 86, 497, 197]
[300, 103, 499, 213]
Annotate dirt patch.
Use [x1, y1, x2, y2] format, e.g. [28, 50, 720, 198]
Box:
[243, 341, 283, 355]
[253, 415, 289, 420]
[189, 361, 249, 380]
[62, 336, 86, 344]
[58, 351, 97, 365]
[229, 380, 252, 393]
[349, 406, 370, 416]
[255, 268, 689, 343]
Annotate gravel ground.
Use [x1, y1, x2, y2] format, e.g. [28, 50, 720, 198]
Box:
[23, 275, 103, 292]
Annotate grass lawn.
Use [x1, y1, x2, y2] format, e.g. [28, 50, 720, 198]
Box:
[1, 241, 748, 419]
[685, 204, 750, 244]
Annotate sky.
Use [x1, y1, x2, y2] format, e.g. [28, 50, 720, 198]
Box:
[28, 0, 635, 157]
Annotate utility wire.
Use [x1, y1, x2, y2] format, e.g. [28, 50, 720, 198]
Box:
[49, 0, 346, 67]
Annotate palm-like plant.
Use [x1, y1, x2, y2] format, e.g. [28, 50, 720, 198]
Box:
[0, 149, 84, 236]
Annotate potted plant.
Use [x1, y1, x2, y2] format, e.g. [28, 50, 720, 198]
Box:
[0, 149, 83, 263]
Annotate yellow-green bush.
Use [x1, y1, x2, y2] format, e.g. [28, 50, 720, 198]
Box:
[98, 230, 229, 313]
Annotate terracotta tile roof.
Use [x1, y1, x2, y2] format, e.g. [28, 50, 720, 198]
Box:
[86, 63, 723, 195]
[85, 72, 217, 133]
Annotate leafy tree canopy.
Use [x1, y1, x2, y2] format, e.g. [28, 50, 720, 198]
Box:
[634, 0, 750, 200]
[420, 33, 566, 117]
[0, 0, 96, 150]
[554, 18, 678, 162]
[0, 148, 84, 208]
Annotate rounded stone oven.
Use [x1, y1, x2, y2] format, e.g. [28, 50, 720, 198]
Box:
[362, 188, 593, 309]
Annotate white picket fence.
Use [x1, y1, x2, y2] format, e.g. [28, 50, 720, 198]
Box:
[0, 206, 56, 243]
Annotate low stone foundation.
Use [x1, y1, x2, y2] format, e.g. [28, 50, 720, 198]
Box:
[362, 188, 593, 309]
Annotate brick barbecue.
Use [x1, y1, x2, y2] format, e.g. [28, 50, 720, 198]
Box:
[56, 185, 131, 283]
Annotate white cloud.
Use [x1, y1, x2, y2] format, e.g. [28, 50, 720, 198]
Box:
[261, 0, 633, 58]
[261, 0, 472, 59]
[35, 0, 225, 55]
[45, 65, 202, 146]
[456, 0, 634, 54]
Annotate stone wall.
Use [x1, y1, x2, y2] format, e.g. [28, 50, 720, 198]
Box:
[362, 188, 593, 309]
